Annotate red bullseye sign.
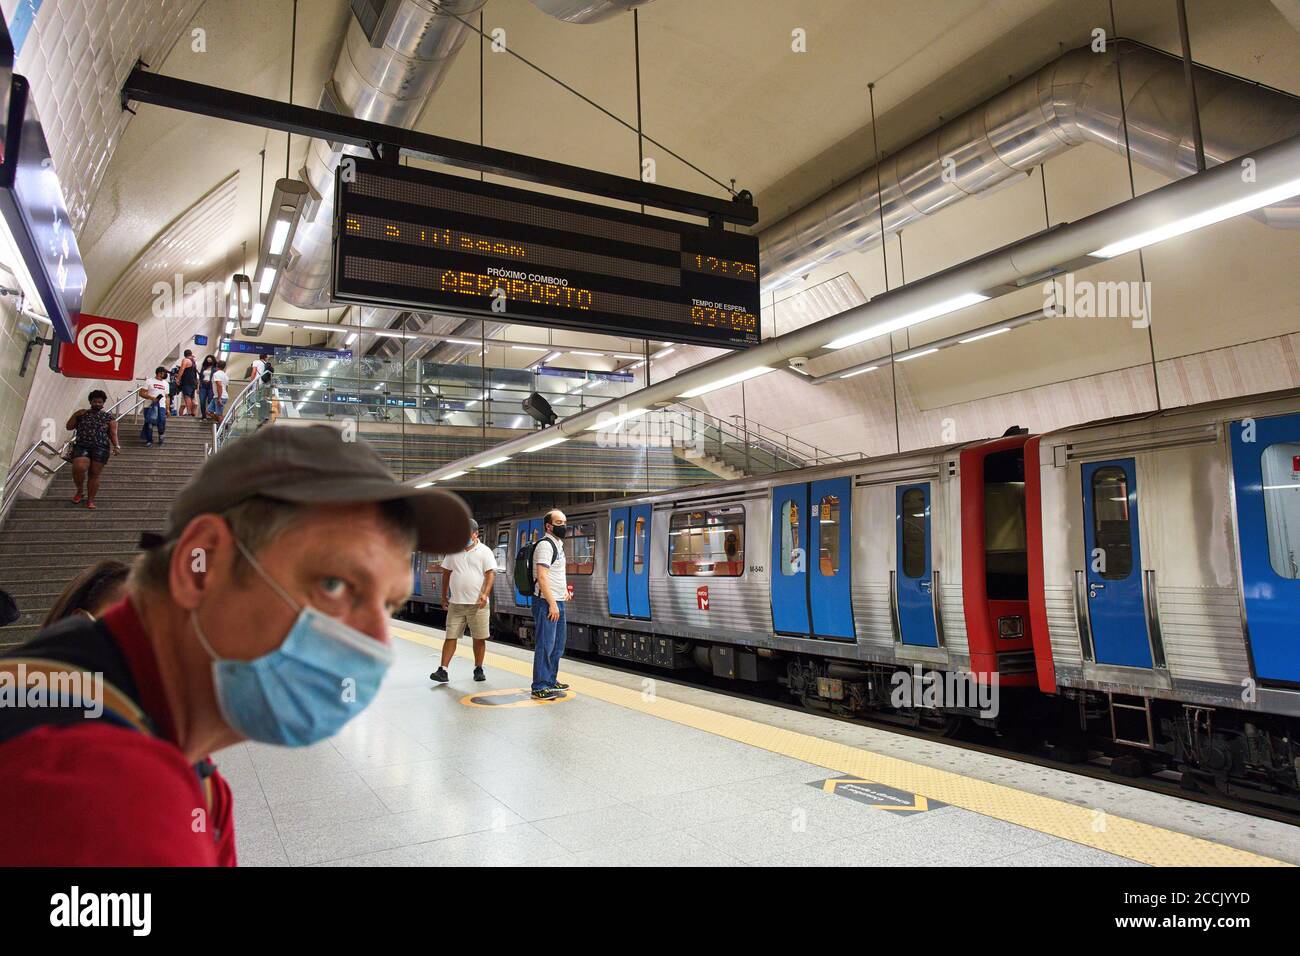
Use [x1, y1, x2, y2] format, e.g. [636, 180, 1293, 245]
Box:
[59, 314, 137, 381]
[696, 585, 709, 611]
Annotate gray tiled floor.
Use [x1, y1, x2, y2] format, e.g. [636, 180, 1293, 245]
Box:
[216, 633, 1144, 867]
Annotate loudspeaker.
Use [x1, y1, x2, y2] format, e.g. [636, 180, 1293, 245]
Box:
[523, 391, 558, 427]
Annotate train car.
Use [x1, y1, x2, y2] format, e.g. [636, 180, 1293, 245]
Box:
[1027, 389, 1300, 801]
[488, 430, 1039, 726]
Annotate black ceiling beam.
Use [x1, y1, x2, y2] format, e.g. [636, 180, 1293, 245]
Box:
[121, 65, 758, 227]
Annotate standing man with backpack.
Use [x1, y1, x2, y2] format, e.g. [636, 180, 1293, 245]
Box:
[529, 510, 570, 700]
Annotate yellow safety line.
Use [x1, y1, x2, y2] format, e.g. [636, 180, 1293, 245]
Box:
[391, 623, 1289, 867]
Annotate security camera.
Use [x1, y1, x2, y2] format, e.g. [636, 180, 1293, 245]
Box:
[788, 356, 810, 371]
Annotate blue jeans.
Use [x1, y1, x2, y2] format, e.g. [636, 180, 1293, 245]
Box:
[531, 599, 567, 692]
[208, 394, 224, 417]
[199, 382, 213, 417]
[141, 403, 167, 443]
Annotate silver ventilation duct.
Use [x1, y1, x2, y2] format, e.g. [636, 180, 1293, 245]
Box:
[527, 0, 654, 25]
[759, 40, 1300, 294]
[279, 0, 488, 313]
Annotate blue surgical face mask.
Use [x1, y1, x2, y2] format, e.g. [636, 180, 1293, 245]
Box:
[191, 539, 395, 747]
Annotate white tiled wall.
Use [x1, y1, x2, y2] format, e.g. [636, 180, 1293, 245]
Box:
[2, 0, 205, 234]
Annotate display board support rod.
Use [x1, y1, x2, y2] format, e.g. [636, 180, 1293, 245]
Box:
[121, 64, 757, 226]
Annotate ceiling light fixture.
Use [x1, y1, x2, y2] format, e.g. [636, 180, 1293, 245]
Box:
[840, 365, 879, 379]
[242, 179, 309, 338]
[677, 366, 774, 398]
[585, 407, 647, 430]
[1089, 175, 1300, 258]
[825, 292, 989, 350]
[896, 348, 939, 363]
[958, 326, 1011, 344]
[476, 456, 511, 468]
[524, 435, 568, 452]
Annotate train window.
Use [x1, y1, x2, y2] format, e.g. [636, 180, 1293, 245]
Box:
[1091, 467, 1133, 580]
[984, 450, 1028, 600]
[495, 529, 509, 572]
[612, 519, 626, 574]
[632, 516, 646, 575]
[1261, 443, 1300, 579]
[566, 521, 596, 576]
[818, 495, 840, 576]
[780, 500, 800, 576]
[669, 507, 744, 576]
[900, 489, 926, 578]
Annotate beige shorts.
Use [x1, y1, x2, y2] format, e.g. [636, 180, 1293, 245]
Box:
[446, 602, 490, 642]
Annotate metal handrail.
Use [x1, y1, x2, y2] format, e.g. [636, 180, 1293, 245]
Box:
[0, 384, 146, 527]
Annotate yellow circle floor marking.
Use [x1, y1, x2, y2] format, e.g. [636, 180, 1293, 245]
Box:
[392, 622, 1290, 867]
[459, 688, 576, 708]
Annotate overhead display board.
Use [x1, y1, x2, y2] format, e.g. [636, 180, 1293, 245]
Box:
[332, 156, 760, 349]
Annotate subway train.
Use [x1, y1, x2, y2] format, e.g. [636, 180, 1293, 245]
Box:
[409, 389, 1300, 804]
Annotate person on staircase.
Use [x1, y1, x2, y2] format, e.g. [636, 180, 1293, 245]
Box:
[66, 389, 121, 511]
[210, 360, 229, 420]
[139, 366, 169, 448]
[198, 355, 217, 422]
[178, 350, 199, 417]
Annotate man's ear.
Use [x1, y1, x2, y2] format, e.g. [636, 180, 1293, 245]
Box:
[168, 515, 235, 611]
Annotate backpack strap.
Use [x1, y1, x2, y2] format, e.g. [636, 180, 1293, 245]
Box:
[0, 657, 154, 735]
[0, 657, 215, 818]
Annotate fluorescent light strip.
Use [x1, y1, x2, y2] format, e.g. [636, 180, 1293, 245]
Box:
[543, 351, 563, 363]
[259, 267, 276, 294]
[958, 326, 1011, 344]
[585, 407, 647, 430]
[475, 456, 511, 468]
[569, 350, 604, 357]
[896, 348, 939, 363]
[444, 337, 479, 346]
[251, 303, 266, 326]
[678, 366, 774, 398]
[525, 435, 569, 452]
[414, 481, 434, 489]
[1090, 176, 1300, 258]
[345, 332, 358, 345]
[511, 345, 547, 352]
[652, 347, 675, 359]
[265, 320, 288, 327]
[224, 321, 234, 334]
[441, 470, 468, 480]
[614, 353, 643, 360]
[268, 220, 292, 255]
[840, 365, 879, 379]
[826, 292, 989, 350]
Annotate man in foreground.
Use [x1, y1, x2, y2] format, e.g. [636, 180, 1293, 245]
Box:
[530, 509, 571, 701]
[0, 424, 469, 865]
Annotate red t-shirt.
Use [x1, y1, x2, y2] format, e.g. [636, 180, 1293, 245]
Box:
[0, 599, 237, 866]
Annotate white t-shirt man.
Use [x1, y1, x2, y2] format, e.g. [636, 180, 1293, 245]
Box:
[212, 368, 229, 399]
[143, 377, 168, 404]
[249, 358, 266, 381]
[440, 541, 497, 605]
[533, 534, 567, 603]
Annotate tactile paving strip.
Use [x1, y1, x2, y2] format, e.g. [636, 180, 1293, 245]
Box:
[391, 623, 1290, 867]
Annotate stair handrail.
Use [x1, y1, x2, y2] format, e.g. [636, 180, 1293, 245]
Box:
[1, 384, 147, 528]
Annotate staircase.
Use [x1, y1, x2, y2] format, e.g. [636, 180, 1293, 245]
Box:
[0, 415, 212, 647]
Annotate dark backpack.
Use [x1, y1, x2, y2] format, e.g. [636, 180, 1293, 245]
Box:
[513, 537, 555, 596]
[260, 363, 274, 385]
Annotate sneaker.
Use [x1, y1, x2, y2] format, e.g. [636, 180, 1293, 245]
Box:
[71, 494, 83, 504]
[144, 441, 152, 448]
[429, 667, 449, 683]
[86, 500, 96, 510]
[473, 667, 486, 682]
[531, 688, 560, 701]
[157, 438, 164, 446]
[550, 682, 570, 691]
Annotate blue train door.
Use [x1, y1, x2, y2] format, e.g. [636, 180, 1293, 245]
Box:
[810, 477, 854, 639]
[1080, 459, 1152, 668]
[513, 519, 542, 607]
[608, 507, 630, 617]
[770, 480, 854, 639]
[895, 483, 938, 647]
[771, 483, 810, 635]
[411, 553, 423, 599]
[1230, 414, 1300, 684]
[627, 504, 652, 619]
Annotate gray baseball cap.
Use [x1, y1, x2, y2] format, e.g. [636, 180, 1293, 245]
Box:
[146, 424, 470, 553]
